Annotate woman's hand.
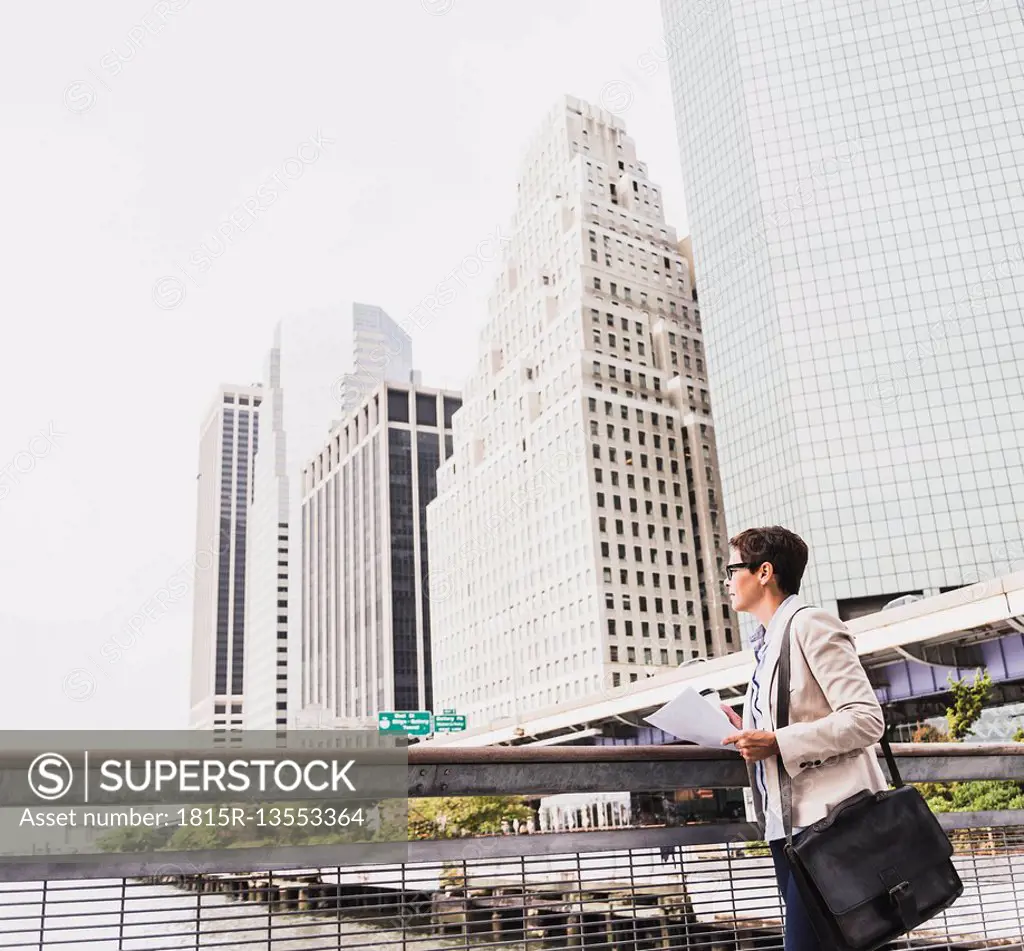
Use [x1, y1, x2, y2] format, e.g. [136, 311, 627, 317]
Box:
[722, 730, 780, 762]
[720, 703, 743, 730]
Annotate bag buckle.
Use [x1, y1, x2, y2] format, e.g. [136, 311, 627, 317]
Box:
[888, 880, 915, 927]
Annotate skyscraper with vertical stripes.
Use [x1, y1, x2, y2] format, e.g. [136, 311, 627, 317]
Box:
[189, 384, 262, 731]
[301, 382, 462, 719]
[243, 305, 415, 730]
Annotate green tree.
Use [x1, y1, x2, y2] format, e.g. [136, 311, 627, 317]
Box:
[910, 670, 1024, 813]
[372, 799, 412, 842]
[96, 824, 177, 853]
[946, 781, 1024, 812]
[164, 824, 241, 851]
[946, 669, 992, 740]
[407, 796, 534, 839]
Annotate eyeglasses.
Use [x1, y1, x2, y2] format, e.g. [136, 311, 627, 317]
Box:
[725, 561, 762, 580]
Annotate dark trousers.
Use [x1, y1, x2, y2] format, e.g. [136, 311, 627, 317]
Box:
[770, 840, 820, 951]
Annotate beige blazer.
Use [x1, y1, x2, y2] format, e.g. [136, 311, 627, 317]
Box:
[742, 597, 888, 836]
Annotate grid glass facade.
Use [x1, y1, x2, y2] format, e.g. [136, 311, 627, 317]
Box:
[661, 0, 1024, 621]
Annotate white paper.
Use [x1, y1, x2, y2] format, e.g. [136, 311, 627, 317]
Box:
[643, 687, 738, 748]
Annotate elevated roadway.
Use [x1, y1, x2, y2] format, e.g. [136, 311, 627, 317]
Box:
[423, 570, 1024, 747]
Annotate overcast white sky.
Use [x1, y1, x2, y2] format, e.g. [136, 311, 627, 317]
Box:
[0, 1, 690, 730]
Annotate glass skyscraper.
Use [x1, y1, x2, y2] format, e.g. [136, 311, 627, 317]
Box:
[189, 384, 261, 731]
[660, 0, 1024, 621]
[244, 304, 415, 730]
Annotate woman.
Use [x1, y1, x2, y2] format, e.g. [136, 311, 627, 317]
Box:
[719, 525, 888, 951]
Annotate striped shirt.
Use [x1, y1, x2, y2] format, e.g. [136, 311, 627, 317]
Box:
[748, 595, 803, 841]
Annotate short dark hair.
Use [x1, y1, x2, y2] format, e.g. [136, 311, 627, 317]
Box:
[729, 526, 809, 596]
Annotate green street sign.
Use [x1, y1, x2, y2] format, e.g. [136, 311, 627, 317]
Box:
[378, 711, 433, 736]
[434, 713, 467, 733]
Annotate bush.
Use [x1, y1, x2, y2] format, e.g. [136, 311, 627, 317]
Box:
[911, 672, 1024, 813]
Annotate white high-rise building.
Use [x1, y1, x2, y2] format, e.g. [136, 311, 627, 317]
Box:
[661, 0, 1024, 622]
[189, 384, 261, 731]
[427, 96, 737, 730]
[244, 304, 414, 730]
[301, 381, 461, 719]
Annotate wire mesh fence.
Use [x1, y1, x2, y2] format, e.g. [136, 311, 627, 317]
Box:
[3, 745, 1023, 949]
[1, 823, 1022, 950]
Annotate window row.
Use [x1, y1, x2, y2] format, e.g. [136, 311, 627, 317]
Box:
[593, 441, 680, 467]
[598, 516, 688, 545]
[604, 593, 691, 614]
[608, 619, 699, 640]
[599, 566, 676, 589]
[595, 470, 684, 498]
[596, 490, 685, 510]
[599, 541, 686, 566]
[588, 399, 673, 422]
[610, 646, 691, 665]
[588, 423, 678, 452]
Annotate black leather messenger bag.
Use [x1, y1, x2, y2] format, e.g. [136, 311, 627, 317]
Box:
[775, 611, 963, 951]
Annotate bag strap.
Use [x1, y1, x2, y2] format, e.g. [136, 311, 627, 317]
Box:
[776, 607, 903, 847]
[775, 607, 808, 847]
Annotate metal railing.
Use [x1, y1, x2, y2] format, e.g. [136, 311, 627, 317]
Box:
[2, 744, 1022, 950]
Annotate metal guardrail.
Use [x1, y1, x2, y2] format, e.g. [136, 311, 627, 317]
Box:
[1, 745, 1022, 949]
[404, 741, 1024, 795]
[8, 743, 1024, 882]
